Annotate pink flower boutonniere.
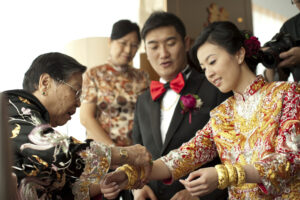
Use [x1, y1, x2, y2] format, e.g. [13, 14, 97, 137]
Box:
[180, 94, 203, 124]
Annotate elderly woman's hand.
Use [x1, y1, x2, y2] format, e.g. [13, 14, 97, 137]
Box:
[123, 144, 153, 182]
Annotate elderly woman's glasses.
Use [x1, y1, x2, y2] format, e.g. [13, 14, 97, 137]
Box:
[59, 80, 82, 100]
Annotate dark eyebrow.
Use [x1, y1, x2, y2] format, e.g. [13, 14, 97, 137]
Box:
[146, 36, 177, 45]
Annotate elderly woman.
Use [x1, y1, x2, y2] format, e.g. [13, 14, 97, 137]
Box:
[80, 19, 149, 147]
[101, 21, 300, 199]
[4, 52, 152, 200]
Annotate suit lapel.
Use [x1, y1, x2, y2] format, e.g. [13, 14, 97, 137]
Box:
[161, 69, 204, 154]
[149, 95, 163, 150]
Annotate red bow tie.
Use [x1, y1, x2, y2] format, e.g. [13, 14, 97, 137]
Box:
[150, 73, 185, 101]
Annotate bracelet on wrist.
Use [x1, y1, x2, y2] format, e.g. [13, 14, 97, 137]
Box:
[215, 164, 229, 190]
[116, 164, 144, 189]
[225, 164, 238, 186]
[234, 164, 246, 185]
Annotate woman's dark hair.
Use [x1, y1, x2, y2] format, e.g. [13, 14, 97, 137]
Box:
[23, 52, 87, 93]
[190, 21, 261, 73]
[141, 11, 186, 41]
[111, 19, 141, 43]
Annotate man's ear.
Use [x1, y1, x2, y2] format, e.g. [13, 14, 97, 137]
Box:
[184, 36, 191, 52]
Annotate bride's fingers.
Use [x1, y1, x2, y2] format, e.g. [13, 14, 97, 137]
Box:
[179, 178, 209, 194]
[179, 178, 203, 188]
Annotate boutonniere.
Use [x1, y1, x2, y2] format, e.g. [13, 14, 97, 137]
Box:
[180, 94, 203, 124]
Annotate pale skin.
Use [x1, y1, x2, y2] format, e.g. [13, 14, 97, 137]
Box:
[132, 26, 195, 200]
[100, 43, 262, 199]
[144, 26, 190, 82]
[80, 31, 140, 145]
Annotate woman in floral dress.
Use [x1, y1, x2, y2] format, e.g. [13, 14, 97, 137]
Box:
[80, 19, 149, 147]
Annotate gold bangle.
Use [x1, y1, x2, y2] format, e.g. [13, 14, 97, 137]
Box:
[116, 164, 139, 189]
[215, 164, 229, 190]
[140, 167, 145, 181]
[225, 164, 238, 186]
[234, 164, 246, 185]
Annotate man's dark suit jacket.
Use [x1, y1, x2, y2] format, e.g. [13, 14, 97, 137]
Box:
[132, 68, 231, 200]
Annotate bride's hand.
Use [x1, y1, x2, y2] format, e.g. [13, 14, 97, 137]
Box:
[179, 167, 218, 197]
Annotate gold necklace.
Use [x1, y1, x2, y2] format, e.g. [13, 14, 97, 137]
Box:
[160, 95, 180, 111]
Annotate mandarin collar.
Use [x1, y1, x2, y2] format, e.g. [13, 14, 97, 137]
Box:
[107, 59, 129, 72]
[233, 75, 266, 102]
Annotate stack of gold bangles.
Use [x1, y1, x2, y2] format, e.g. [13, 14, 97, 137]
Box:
[116, 164, 145, 190]
[215, 164, 246, 190]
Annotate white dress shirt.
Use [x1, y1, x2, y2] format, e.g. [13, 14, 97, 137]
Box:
[160, 66, 191, 144]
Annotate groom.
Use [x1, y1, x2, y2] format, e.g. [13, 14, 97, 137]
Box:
[132, 11, 231, 200]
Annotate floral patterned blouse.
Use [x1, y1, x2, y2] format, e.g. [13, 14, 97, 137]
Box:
[161, 76, 300, 199]
[5, 90, 111, 200]
[81, 63, 149, 146]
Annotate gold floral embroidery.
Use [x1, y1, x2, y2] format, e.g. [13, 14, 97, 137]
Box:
[32, 155, 49, 167]
[162, 76, 300, 199]
[18, 96, 31, 104]
[11, 124, 20, 138]
[25, 165, 40, 177]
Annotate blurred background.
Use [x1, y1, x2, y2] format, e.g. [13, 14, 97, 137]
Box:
[0, 0, 298, 141]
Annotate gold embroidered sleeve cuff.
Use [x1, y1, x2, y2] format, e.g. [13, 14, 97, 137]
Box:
[73, 141, 111, 200]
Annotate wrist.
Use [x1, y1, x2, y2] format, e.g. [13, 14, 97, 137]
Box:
[119, 148, 129, 164]
[111, 147, 129, 165]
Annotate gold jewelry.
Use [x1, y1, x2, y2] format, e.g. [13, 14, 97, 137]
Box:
[160, 95, 180, 111]
[215, 164, 229, 190]
[119, 148, 128, 163]
[116, 164, 139, 189]
[234, 164, 246, 185]
[139, 167, 145, 181]
[225, 164, 238, 186]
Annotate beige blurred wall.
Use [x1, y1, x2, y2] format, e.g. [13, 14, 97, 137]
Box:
[64, 37, 110, 68]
